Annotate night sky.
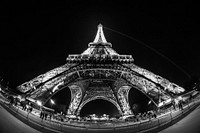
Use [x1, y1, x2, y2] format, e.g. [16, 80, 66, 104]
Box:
[0, 1, 199, 89]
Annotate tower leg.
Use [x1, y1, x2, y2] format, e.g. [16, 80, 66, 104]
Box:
[67, 85, 82, 115]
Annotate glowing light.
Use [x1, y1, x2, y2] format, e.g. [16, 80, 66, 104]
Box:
[178, 96, 182, 100]
[158, 102, 163, 107]
[158, 98, 172, 107]
[17, 95, 22, 102]
[93, 24, 107, 43]
[37, 100, 42, 106]
[50, 99, 55, 104]
[165, 98, 172, 103]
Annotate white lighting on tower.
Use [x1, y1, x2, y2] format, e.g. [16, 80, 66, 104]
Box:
[37, 100, 42, 106]
[50, 99, 55, 104]
[93, 24, 107, 43]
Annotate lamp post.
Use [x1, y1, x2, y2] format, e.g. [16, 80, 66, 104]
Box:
[36, 100, 43, 112]
[37, 100, 42, 106]
[50, 99, 55, 109]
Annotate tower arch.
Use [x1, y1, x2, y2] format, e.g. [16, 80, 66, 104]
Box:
[79, 97, 121, 117]
[128, 86, 157, 114]
[67, 84, 82, 115]
[43, 85, 72, 113]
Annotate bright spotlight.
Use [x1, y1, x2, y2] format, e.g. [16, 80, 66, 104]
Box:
[50, 99, 55, 104]
[37, 100, 42, 106]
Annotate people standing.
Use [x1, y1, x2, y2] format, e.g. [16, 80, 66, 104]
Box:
[44, 113, 48, 120]
[40, 111, 42, 118]
[49, 114, 52, 121]
[172, 99, 176, 110]
[40, 111, 45, 120]
[178, 100, 183, 110]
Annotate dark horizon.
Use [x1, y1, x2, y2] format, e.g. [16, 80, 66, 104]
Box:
[0, 1, 199, 89]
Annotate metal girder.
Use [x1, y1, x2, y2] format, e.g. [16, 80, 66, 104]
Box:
[31, 65, 165, 96]
[25, 63, 173, 115]
[117, 86, 132, 115]
[77, 95, 122, 116]
[17, 64, 75, 93]
[67, 85, 82, 115]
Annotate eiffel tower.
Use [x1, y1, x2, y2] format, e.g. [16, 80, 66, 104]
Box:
[18, 24, 185, 117]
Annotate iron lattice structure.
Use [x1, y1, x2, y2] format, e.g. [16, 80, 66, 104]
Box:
[18, 24, 185, 116]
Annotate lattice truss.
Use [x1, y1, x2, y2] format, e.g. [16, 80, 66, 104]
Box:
[17, 24, 185, 113]
[18, 63, 184, 103]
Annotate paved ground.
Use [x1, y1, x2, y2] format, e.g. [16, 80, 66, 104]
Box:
[1, 104, 200, 133]
[1, 92, 200, 133]
[0, 104, 41, 133]
[159, 104, 200, 133]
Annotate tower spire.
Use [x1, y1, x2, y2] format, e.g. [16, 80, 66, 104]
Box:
[93, 24, 107, 43]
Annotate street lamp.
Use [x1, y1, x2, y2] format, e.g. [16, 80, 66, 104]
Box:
[37, 100, 42, 106]
[50, 99, 55, 109]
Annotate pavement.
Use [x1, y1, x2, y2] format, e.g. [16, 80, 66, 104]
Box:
[159, 104, 200, 133]
[0, 104, 41, 133]
[1, 92, 200, 133]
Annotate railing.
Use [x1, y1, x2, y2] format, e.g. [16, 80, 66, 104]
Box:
[0, 94, 200, 133]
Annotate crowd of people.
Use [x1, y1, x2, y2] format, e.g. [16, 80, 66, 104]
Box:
[40, 111, 52, 120]
[8, 96, 33, 113]
[124, 110, 157, 122]
[7, 95, 53, 121]
[5, 94, 190, 124]
[172, 99, 184, 110]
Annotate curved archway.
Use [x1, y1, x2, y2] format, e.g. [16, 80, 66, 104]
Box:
[79, 99, 120, 117]
[128, 87, 156, 114]
[44, 86, 71, 113]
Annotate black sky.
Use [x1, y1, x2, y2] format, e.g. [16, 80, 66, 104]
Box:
[0, 1, 199, 88]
